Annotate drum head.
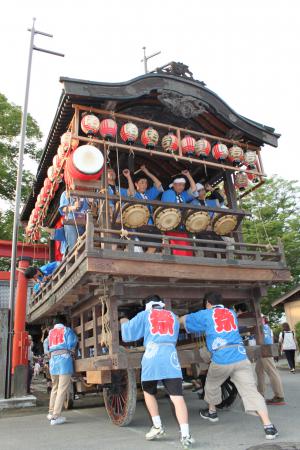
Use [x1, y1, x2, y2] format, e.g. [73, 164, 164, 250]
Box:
[154, 207, 181, 231]
[122, 204, 150, 228]
[213, 214, 237, 236]
[73, 145, 104, 175]
[185, 211, 210, 233]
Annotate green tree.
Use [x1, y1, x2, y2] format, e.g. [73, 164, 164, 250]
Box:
[0, 93, 42, 270]
[0, 93, 42, 202]
[241, 176, 300, 323]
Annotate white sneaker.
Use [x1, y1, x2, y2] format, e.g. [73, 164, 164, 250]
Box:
[50, 416, 66, 426]
[47, 414, 53, 420]
[145, 426, 165, 440]
[181, 435, 195, 449]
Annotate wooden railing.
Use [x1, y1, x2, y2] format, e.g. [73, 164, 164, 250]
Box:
[28, 210, 287, 313]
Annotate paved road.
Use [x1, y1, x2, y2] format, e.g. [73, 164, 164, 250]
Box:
[0, 369, 299, 450]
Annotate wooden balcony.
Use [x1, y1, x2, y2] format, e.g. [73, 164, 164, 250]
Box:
[27, 211, 290, 323]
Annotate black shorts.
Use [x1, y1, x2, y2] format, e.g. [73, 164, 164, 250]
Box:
[142, 378, 183, 396]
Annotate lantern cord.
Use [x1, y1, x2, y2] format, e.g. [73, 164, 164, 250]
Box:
[115, 145, 124, 232]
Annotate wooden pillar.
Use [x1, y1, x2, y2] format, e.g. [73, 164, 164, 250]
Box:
[92, 305, 101, 357]
[85, 212, 94, 253]
[223, 171, 243, 243]
[250, 287, 264, 345]
[106, 295, 119, 359]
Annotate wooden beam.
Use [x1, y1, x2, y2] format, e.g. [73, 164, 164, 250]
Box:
[87, 257, 291, 282]
[72, 104, 260, 151]
[72, 133, 265, 177]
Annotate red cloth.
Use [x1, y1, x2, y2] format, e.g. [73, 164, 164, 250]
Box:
[54, 216, 64, 261]
[165, 231, 193, 256]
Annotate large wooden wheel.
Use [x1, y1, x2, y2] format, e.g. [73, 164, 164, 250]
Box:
[103, 367, 137, 426]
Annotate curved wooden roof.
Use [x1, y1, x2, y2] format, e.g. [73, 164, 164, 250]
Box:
[22, 65, 280, 221]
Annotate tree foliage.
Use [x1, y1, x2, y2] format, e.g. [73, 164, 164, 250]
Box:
[241, 176, 300, 323]
[0, 93, 42, 271]
[0, 93, 42, 202]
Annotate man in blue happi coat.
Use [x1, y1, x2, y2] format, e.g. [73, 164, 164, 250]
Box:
[44, 315, 78, 425]
[59, 191, 89, 254]
[133, 165, 164, 253]
[24, 261, 60, 294]
[180, 292, 279, 441]
[161, 170, 197, 204]
[121, 295, 194, 449]
[255, 315, 285, 405]
[107, 167, 135, 213]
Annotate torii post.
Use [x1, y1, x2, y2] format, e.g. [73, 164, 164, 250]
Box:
[0, 240, 49, 397]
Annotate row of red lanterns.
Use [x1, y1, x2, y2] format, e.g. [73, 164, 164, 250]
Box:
[26, 131, 80, 239]
[80, 114, 257, 169]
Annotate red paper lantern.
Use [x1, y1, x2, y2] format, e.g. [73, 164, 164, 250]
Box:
[31, 209, 40, 223]
[181, 136, 195, 156]
[120, 122, 139, 144]
[161, 133, 179, 153]
[60, 132, 79, 152]
[99, 118, 117, 140]
[195, 138, 211, 159]
[81, 114, 100, 136]
[244, 150, 257, 169]
[47, 165, 63, 182]
[247, 172, 260, 184]
[53, 154, 62, 170]
[235, 172, 248, 191]
[43, 177, 52, 194]
[64, 144, 104, 187]
[32, 230, 41, 242]
[141, 127, 159, 149]
[228, 145, 244, 166]
[57, 145, 66, 160]
[212, 143, 229, 161]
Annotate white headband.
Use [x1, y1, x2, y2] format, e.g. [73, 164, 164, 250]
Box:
[169, 177, 186, 188]
[145, 300, 165, 311]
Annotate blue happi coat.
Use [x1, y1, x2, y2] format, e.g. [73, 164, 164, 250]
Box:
[44, 324, 78, 375]
[134, 186, 163, 224]
[59, 191, 89, 220]
[33, 261, 60, 293]
[161, 188, 196, 204]
[263, 323, 273, 345]
[121, 309, 182, 381]
[185, 305, 247, 365]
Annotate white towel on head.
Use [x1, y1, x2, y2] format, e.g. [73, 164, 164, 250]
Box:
[169, 177, 186, 188]
[145, 300, 165, 311]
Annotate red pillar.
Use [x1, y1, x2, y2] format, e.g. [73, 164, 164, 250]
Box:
[12, 257, 32, 372]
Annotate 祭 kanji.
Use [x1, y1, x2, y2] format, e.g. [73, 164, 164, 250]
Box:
[213, 308, 237, 333]
[149, 309, 175, 336]
[48, 328, 65, 347]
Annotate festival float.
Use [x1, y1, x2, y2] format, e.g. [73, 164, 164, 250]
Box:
[21, 62, 290, 425]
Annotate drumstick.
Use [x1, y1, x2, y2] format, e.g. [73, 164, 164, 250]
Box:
[134, 169, 143, 175]
[171, 173, 182, 178]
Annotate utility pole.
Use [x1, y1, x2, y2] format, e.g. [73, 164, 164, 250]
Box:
[5, 18, 64, 399]
[141, 46, 161, 74]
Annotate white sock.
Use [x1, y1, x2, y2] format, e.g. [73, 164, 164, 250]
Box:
[152, 415, 162, 428]
[180, 423, 190, 438]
